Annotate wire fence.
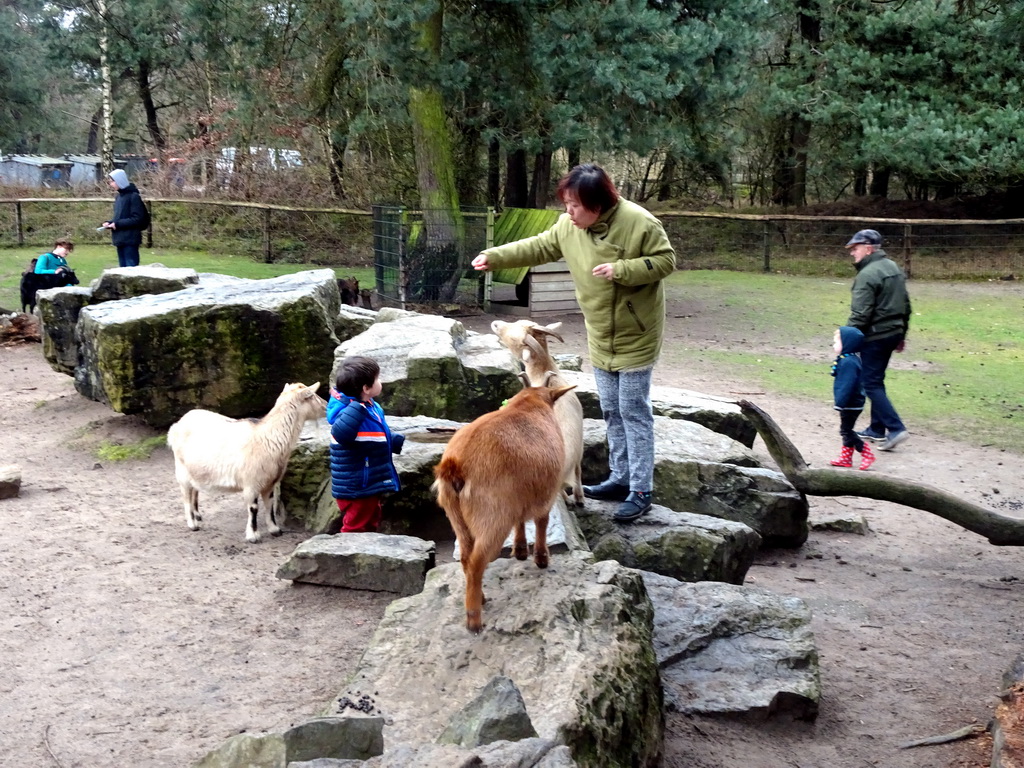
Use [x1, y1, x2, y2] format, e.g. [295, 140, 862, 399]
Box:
[3, 198, 1023, 295]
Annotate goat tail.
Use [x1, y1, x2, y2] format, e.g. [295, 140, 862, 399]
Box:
[433, 455, 468, 529]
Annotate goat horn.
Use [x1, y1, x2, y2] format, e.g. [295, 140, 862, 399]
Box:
[543, 370, 558, 387]
[517, 370, 532, 387]
[532, 326, 564, 344]
[524, 335, 546, 357]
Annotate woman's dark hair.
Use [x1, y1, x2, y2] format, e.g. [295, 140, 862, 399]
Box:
[556, 163, 620, 214]
[335, 355, 380, 397]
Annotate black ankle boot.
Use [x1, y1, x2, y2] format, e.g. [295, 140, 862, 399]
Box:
[582, 478, 630, 501]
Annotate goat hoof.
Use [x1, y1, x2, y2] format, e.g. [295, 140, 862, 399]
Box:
[465, 613, 483, 634]
[187, 522, 200, 531]
[194, 513, 203, 521]
[246, 532, 262, 544]
[513, 548, 528, 561]
[534, 552, 549, 569]
[270, 529, 283, 537]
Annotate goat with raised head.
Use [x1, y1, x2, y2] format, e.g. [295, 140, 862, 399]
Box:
[492, 319, 584, 507]
[433, 383, 575, 633]
[167, 382, 326, 543]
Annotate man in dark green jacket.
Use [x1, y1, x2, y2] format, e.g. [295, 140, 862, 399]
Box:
[844, 229, 912, 452]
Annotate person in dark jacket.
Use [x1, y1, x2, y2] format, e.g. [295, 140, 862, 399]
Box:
[830, 326, 875, 470]
[328, 356, 405, 533]
[102, 168, 149, 268]
[844, 229, 912, 452]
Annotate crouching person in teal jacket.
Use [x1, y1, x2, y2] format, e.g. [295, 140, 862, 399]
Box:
[328, 356, 405, 532]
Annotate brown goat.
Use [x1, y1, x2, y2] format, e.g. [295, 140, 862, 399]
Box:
[433, 384, 575, 633]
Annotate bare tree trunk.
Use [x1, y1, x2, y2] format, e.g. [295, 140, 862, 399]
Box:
[739, 400, 1024, 545]
[137, 56, 166, 154]
[869, 166, 891, 197]
[505, 148, 528, 207]
[87, 107, 101, 155]
[487, 137, 500, 208]
[529, 143, 552, 209]
[98, 0, 114, 176]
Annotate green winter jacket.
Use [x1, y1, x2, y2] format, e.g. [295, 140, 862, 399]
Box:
[847, 249, 912, 341]
[482, 199, 676, 371]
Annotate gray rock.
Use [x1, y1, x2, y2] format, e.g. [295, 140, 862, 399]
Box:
[0, 464, 22, 499]
[37, 286, 92, 374]
[437, 675, 538, 747]
[643, 572, 820, 720]
[810, 512, 870, 535]
[304, 738, 575, 768]
[333, 316, 521, 422]
[281, 415, 805, 550]
[584, 417, 808, 548]
[577, 501, 761, 584]
[334, 305, 377, 343]
[327, 557, 662, 767]
[276, 533, 436, 596]
[90, 265, 200, 302]
[196, 716, 383, 768]
[73, 269, 339, 427]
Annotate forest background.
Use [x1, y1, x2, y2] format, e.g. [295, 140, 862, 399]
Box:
[3, 0, 1024, 222]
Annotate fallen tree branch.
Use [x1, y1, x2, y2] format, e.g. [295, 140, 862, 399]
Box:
[898, 722, 989, 749]
[738, 400, 1024, 546]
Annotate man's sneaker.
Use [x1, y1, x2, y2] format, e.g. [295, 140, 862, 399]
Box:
[583, 478, 630, 502]
[879, 430, 910, 451]
[614, 492, 653, 522]
[857, 429, 886, 441]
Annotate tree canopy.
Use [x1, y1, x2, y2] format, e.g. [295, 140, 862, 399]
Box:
[4, 0, 1023, 211]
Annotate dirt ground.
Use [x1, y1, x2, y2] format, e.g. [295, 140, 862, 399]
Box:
[3, 291, 1023, 768]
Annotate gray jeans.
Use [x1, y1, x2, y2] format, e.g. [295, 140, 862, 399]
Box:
[593, 366, 655, 492]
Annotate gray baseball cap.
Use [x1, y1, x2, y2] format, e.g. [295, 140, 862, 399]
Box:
[845, 229, 882, 247]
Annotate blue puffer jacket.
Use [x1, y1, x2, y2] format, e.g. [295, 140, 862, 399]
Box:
[328, 391, 404, 499]
[832, 326, 866, 411]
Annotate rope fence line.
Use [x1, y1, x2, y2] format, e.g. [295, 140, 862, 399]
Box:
[2, 198, 1022, 280]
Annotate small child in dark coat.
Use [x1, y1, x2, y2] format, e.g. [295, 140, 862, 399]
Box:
[830, 326, 875, 470]
[327, 356, 405, 532]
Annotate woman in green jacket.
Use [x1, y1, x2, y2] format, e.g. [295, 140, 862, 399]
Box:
[472, 164, 676, 522]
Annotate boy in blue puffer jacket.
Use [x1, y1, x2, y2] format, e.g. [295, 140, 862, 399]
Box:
[328, 356, 405, 532]
[830, 326, 875, 470]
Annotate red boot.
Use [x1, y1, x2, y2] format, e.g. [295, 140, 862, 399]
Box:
[858, 442, 876, 471]
[830, 445, 854, 467]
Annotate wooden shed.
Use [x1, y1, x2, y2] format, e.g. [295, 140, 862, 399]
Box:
[488, 207, 580, 316]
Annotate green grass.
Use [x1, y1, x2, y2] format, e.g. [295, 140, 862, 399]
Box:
[662, 271, 1024, 453]
[95, 436, 168, 462]
[0, 245, 374, 310]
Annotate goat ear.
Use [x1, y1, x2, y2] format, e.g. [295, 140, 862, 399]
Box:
[305, 382, 321, 394]
[548, 385, 577, 404]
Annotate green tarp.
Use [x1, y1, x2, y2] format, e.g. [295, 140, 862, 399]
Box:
[491, 208, 561, 284]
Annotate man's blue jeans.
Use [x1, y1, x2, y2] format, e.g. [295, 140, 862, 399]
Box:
[116, 244, 140, 267]
[862, 333, 905, 435]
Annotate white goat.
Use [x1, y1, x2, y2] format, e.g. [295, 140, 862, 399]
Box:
[167, 382, 327, 543]
[491, 319, 584, 506]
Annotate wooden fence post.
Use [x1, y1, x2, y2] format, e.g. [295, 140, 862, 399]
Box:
[262, 206, 272, 263]
[481, 206, 494, 310]
[763, 219, 771, 272]
[146, 201, 153, 248]
[15, 202, 24, 246]
[903, 223, 913, 279]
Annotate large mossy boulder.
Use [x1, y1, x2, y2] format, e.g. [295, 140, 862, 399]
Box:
[333, 313, 521, 423]
[37, 286, 93, 374]
[327, 557, 663, 768]
[73, 269, 340, 428]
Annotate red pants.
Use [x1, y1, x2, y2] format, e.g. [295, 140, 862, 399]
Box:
[337, 496, 383, 533]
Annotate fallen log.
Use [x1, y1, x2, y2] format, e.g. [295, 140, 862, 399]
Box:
[738, 400, 1024, 546]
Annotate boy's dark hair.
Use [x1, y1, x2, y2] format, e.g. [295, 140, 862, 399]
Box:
[556, 163, 620, 214]
[335, 355, 380, 397]
[53, 239, 74, 252]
